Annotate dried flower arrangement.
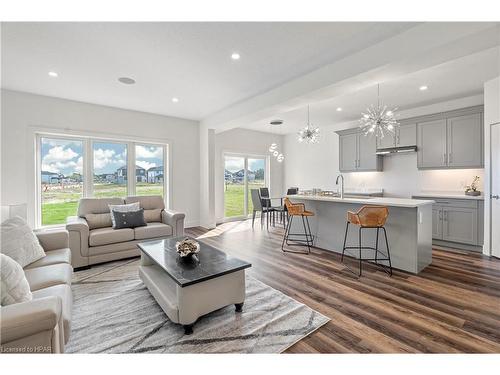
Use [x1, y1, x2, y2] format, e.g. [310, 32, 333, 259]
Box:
[175, 238, 200, 258]
[465, 176, 481, 196]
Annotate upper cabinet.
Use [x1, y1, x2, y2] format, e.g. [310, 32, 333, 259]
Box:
[417, 119, 447, 168]
[446, 113, 482, 168]
[417, 107, 483, 169]
[337, 129, 382, 172]
[376, 123, 416, 149]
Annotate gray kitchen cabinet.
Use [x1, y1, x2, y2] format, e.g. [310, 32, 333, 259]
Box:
[376, 132, 396, 149]
[412, 195, 483, 251]
[397, 123, 417, 147]
[357, 132, 378, 170]
[442, 206, 478, 245]
[432, 207, 443, 240]
[376, 123, 416, 149]
[417, 107, 483, 169]
[339, 133, 358, 171]
[447, 113, 482, 168]
[337, 129, 382, 172]
[417, 119, 447, 168]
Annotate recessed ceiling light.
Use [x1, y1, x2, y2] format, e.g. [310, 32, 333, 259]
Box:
[172, 97, 179, 103]
[336, 107, 343, 112]
[231, 52, 240, 60]
[419, 85, 428, 91]
[118, 77, 136, 85]
[48, 71, 58, 77]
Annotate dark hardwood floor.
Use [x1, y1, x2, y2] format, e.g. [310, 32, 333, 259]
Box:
[186, 219, 500, 353]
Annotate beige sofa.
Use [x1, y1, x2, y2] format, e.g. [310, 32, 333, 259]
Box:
[0, 229, 73, 353]
[66, 196, 185, 269]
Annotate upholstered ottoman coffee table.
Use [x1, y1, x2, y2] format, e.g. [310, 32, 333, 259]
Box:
[138, 237, 251, 334]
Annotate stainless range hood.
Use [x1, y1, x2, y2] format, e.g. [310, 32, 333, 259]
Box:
[375, 145, 417, 155]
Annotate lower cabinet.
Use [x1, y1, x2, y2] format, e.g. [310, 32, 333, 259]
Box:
[442, 207, 477, 245]
[413, 196, 483, 251]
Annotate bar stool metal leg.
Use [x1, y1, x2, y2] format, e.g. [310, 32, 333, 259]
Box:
[382, 227, 393, 276]
[341, 221, 349, 262]
[358, 227, 362, 277]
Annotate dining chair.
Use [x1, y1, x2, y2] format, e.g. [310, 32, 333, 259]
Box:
[259, 187, 285, 227]
[250, 189, 273, 229]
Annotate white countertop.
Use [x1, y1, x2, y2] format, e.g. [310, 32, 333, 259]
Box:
[412, 191, 484, 200]
[288, 194, 434, 208]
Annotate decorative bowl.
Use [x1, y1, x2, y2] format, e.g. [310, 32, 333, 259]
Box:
[175, 238, 200, 258]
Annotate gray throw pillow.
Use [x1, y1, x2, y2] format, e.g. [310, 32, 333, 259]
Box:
[112, 209, 147, 229]
[108, 202, 140, 227]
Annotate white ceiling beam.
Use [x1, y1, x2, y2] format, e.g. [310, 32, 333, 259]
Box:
[202, 22, 499, 133]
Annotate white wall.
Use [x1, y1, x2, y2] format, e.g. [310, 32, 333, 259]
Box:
[0, 89, 200, 227]
[283, 97, 485, 198]
[484, 76, 500, 255]
[214, 128, 284, 222]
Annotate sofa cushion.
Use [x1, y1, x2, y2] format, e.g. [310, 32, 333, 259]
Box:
[143, 209, 162, 223]
[134, 222, 173, 240]
[89, 227, 134, 247]
[32, 284, 72, 343]
[24, 248, 72, 269]
[1, 216, 46, 268]
[24, 263, 73, 292]
[84, 213, 112, 230]
[1, 254, 32, 305]
[78, 197, 124, 217]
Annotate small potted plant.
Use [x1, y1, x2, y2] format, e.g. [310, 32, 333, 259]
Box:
[465, 176, 481, 196]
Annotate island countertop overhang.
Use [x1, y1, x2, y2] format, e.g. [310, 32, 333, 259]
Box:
[286, 195, 435, 208]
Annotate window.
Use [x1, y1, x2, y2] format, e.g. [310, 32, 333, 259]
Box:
[224, 154, 268, 219]
[135, 144, 164, 198]
[93, 141, 127, 198]
[40, 137, 83, 226]
[37, 134, 168, 227]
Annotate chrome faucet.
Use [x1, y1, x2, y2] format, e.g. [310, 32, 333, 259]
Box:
[336, 174, 344, 199]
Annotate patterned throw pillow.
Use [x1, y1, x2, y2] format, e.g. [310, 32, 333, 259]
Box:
[111, 209, 147, 229]
[108, 202, 140, 227]
[1, 254, 33, 305]
[0, 216, 46, 268]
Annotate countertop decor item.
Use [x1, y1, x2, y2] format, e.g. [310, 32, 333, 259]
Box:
[359, 83, 399, 139]
[465, 176, 481, 196]
[297, 105, 320, 144]
[175, 238, 200, 258]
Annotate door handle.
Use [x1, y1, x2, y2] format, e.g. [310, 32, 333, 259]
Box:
[492, 195, 500, 200]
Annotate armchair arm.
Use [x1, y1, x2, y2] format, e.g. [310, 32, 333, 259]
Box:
[35, 229, 69, 251]
[162, 209, 185, 237]
[0, 296, 62, 345]
[66, 216, 90, 267]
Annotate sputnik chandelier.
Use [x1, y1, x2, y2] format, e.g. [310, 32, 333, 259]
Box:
[359, 83, 399, 138]
[297, 105, 320, 143]
[268, 119, 284, 163]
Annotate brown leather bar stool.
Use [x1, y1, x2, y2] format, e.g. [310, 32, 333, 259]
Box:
[341, 205, 392, 277]
[281, 198, 314, 254]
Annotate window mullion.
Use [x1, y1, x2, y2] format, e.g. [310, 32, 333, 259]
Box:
[128, 142, 135, 196]
[84, 139, 93, 197]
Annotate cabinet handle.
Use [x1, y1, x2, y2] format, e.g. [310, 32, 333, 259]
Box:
[444, 211, 448, 221]
[449, 153, 452, 164]
[443, 153, 447, 164]
[438, 211, 442, 220]
[397, 130, 400, 145]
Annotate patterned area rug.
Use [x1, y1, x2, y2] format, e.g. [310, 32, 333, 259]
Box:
[66, 258, 329, 353]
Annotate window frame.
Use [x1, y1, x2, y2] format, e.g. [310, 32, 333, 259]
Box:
[35, 131, 170, 229]
[222, 152, 269, 222]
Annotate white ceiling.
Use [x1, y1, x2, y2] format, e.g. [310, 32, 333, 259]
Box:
[1, 22, 417, 120]
[242, 46, 500, 134]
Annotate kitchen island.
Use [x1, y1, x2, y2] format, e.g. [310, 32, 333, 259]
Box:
[286, 195, 435, 274]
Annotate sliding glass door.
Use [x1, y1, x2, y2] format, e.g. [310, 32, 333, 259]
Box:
[224, 154, 267, 220]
